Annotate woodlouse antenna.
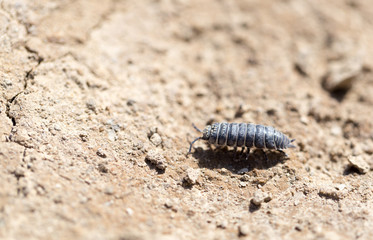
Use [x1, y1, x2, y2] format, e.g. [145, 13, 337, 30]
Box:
[188, 137, 201, 155]
[192, 123, 203, 133]
[288, 139, 296, 148]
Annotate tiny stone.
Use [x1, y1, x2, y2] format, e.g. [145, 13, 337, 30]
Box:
[147, 126, 158, 138]
[239, 182, 247, 188]
[104, 186, 114, 195]
[300, 116, 308, 125]
[335, 184, 346, 191]
[97, 148, 107, 158]
[322, 57, 362, 92]
[4, 78, 12, 86]
[145, 150, 167, 170]
[348, 155, 369, 174]
[79, 132, 89, 142]
[126, 208, 134, 216]
[86, 99, 97, 112]
[184, 167, 200, 185]
[216, 219, 228, 229]
[240, 175, 250, 182]
[164, 200, 173, 209]
[330, 125, 342, 136]
[150, 133, 162, 146]
[13, 167, 25, 179]
[218, 168, 230, 176]
[238, 224, 250, 236]
[54, 124, 61, 131]
[107, 130, 117, 142]
[251, 189, 272, 206]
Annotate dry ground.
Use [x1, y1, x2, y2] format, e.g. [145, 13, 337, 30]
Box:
[1, 0, 373, 239]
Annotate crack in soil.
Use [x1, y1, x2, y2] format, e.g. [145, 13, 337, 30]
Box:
[5, 45, 44, 148]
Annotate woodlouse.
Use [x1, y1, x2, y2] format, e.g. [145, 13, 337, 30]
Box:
[188, 122, 295, 157]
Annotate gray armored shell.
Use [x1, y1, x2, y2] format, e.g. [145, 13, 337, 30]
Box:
[205, 122, 294, 150]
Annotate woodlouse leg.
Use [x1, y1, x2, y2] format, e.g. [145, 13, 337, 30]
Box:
[261, 149, 268, 161]
[240, 147, 245, 155]
[278, 150, 289, 158]
[233, 147, 238, 159]
[237, 147, 245, 160]
[245, 148, 251, 161]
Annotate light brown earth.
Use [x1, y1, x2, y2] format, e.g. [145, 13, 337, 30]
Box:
[1, 0, 373, 239]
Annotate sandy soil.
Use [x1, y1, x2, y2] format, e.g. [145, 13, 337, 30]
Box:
[1, 0, 373, 239]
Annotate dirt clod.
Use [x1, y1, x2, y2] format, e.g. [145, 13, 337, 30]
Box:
[347, 155, 370, 174]
[145, 150, 167, 170]
[322, 58, 362, 92]
[184, 167, 200, 185]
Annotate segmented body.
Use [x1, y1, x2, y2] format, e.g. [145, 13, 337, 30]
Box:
[188, 122, 295, 154]
[209, 123, 292, 149]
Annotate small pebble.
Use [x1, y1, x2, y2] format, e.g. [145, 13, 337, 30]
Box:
[335, 184, 346, 191]
[150, 133, 162, 146]
[97, 148, 107, 158]
[322, 57, 362, 92]
[108, 130, 117, 142]
[126, 208, 134, 216]
[184, 168, 200, 185]
[13, 167, 25, 179]
[147, 126, 158, 138]
[104, 186, 114, 195]
[300, 115, 308, 125]
[79, 132, 89, 142]
[238, 224, 250, 236]
[239, 182, 247, 188]
[86, 99, 97, 112]
[216, 219, 228, 229]
[348, 155, 369, 174]
[330, 125, 342, 136]
[145, 150, 167, 170]
[164, 200, 174, 209]
[54, 124, 61, 131]
[251, 189, 272, 206]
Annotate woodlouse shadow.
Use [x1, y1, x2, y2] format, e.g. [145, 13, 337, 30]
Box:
[191, 146, 287, 173]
